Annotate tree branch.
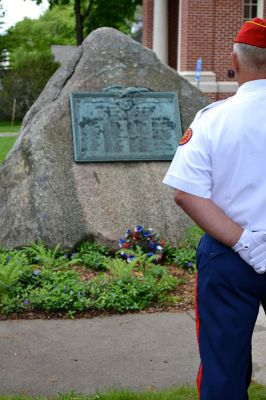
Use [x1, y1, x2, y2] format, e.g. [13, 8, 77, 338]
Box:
[81, 0, 95, 23]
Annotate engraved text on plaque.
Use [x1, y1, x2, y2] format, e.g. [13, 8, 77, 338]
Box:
[70, 86, 182, 162]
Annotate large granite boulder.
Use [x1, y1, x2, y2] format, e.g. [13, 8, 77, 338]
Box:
[0, 28, 209, 250]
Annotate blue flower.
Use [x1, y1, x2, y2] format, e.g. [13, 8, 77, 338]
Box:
[127, 255, 135, 263]
[134, 225, 143, 233]
[120, 252, 128, 259]
[125, 229, 131, 237]
[149, 242, 157, 251]
[147, 252, 154, 257]
[143, 231, 151, 238]
[186, 261, 194, 268]
[118, 238, 126, 248]
[33, 269, 40, 276]
[23, 299, 29, 306]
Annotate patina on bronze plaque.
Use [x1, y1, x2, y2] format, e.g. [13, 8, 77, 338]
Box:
[70, 86, 182, 162]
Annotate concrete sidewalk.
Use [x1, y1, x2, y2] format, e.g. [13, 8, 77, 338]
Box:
[0, 308, 265, 397]
[0, 133, 18, 137]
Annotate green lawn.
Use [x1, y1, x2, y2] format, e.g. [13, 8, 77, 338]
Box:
[0, 384, 266, 400]
[51, 386, 199, 400]
[60, 384, 266, 400]
[0, 121, 21, 133]
[0, 136, 17, 164]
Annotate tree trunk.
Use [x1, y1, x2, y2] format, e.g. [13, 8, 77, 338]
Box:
[74, 0, 83, 45]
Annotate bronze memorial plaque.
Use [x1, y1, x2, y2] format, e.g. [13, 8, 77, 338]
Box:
[70, 86, 182, 162]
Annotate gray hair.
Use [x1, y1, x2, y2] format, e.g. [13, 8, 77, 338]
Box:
[233, 42, 266, 70]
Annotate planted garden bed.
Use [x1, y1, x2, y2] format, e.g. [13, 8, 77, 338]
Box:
[0, 226, 200, 319]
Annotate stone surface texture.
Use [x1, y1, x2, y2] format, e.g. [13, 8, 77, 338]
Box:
[0, 28, 209, 249]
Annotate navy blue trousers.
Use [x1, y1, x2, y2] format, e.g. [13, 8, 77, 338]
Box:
[196, 234, 266, 400]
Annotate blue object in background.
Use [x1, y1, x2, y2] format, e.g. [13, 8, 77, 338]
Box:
[195, 58, 202, 86]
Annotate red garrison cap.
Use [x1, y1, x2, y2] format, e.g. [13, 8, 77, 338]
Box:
[235, 17, 266, 48]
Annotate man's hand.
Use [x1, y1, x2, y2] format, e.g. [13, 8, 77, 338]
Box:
[171, 190, 266, 273]
[249, 242, 266, 274]
[232, 229, 266, 274]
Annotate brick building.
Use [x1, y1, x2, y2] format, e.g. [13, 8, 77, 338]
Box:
[142, 0, 266, 101]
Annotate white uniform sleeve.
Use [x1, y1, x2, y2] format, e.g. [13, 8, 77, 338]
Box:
[163, 117, 212, 198]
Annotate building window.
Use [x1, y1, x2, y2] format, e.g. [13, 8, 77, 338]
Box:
[243, 0, 263, 20]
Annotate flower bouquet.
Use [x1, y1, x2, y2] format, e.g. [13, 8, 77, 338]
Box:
[118, 225, 166, 263]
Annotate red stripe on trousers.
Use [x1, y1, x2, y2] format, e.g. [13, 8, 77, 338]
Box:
[195, 272, 202, 399]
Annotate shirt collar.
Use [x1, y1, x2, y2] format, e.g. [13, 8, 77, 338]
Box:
[236, 79, 266, 94]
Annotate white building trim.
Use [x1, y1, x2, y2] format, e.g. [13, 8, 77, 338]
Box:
[179, 71, 239, 93]
[153, 0, 168, 64]
[257, 0, 264, 17]
[177, 0, 183, 71]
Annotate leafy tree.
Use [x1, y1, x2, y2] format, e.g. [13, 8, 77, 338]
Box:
[0, 0, 7, 106]
[32, 0, 142, 45]
[0, 5, 74, 120]
[4, 5, 75, 66]
[0, 0, 142, 120]
[0, 0, 4, 18]
[0, 53, 59, 120]
[0, 0, 4, 30]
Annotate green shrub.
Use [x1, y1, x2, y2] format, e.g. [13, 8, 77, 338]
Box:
[0, 252, 30, 304]
[87, 257, 178, 313]
[164, 224, 203, 272]
[69, 241, 110, 271]
[173, 248, 197, 271]
[2, 269, 90, 314]
[88, 274, 156, 312]
[179, 224, 203, 248]
[23, 241, 67, 270]
[0, 234, 196, 316]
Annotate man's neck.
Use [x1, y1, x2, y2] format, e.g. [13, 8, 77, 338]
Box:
[237, 73, 266, 86]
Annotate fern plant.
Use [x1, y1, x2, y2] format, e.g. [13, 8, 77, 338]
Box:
[69, 241, 110, 271]
[0, 253, 29, 304]
[23, 241, 67, 270]
[104, 258, 135, 280]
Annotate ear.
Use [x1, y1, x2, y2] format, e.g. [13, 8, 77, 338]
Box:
[231, 51, 239, 73]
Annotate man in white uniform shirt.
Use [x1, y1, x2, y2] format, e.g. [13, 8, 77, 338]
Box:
[163, 18, 266, 400]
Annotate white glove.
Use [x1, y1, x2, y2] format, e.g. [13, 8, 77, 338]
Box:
[249, 242, 266, 274]
[232, 229, 266, 274]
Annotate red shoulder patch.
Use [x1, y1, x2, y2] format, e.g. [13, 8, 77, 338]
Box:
[179, 128, 193, 145]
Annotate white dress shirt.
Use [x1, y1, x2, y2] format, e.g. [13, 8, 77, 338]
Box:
[163, 79, 266, 231]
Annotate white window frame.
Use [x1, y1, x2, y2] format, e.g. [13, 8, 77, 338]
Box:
[257, 0, 264, 17]
[243, 0, 264, 21]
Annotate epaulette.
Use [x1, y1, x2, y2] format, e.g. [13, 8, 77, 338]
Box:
[197, 98, 230, 119]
